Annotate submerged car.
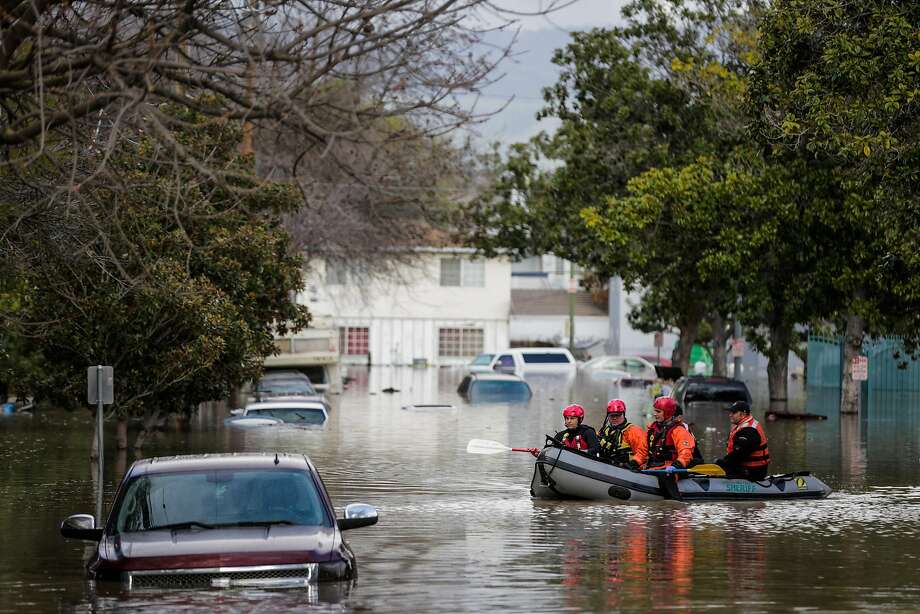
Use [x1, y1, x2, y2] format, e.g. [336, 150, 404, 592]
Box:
[466, 353, 496, 374]
[227, 398, 330, 427]
[457, 373, 533, 404]
[579, 355, 658, 385]
[671, 376, 752, 409]
[489, 348, 576, 378]
[60, 453, 378, 589]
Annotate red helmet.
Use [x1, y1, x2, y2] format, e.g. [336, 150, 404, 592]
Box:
[606, 399, 627, 414]
[652, 396, 677, 420]
[562, 404, 585, 419]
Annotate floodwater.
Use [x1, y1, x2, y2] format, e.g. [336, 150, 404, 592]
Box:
[2, 366, 920, 613]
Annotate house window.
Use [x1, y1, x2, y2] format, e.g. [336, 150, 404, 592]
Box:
[438, 328, 484, 357]
[339, 327, 369, 355]
[440, 259, 461, 286]
[440, 258, 484, 287]
[462, 260, 485, 287]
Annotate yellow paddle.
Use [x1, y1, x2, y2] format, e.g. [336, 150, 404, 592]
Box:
[687, 463, 726, 477]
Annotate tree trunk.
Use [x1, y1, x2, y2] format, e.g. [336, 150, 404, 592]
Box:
[710, 313, 729, 377]
[133, 409, 166, 452]
[766, 323, 791, 414]
[673, 316, 700, 376]
[116, 417, 128, 450]
[840, 310, 866, 415]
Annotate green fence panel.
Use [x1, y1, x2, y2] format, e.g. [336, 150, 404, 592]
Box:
[807, 335, 842, 388]
[807, 335, 920, 392]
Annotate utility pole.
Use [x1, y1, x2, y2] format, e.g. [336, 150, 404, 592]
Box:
[605, 276, 621, 355]
[732, 318, 743, 378]
[567, 276, 576, 352]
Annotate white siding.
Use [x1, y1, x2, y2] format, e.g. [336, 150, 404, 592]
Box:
[304, 251, 511, 366]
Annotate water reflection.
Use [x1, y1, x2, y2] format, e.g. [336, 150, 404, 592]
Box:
[5, 366, 920, 612]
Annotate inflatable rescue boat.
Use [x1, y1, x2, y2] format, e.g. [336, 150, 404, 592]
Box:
[530, 444, 833, 502]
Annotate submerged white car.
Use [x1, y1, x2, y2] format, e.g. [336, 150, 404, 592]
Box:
[579, 355, 657, 384]
[227, 398, 329, 428]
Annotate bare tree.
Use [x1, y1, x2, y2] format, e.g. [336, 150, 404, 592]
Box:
[1, 0, 567, 278]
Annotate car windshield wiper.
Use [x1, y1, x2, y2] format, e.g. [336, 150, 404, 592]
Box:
[223, 520, 297, 527]
[147, 521, 214, 531]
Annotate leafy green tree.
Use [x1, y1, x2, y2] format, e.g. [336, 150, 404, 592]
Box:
[750, 0, 920, 411]
[2, 103, 309, 449]
[465, 1, 764, 373]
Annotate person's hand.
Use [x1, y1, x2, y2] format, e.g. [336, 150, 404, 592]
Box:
[528, 448, 540, 458]
[664, 465, 677, 473]
[627, 460, 641, 471]
[671, 460, 685, 470]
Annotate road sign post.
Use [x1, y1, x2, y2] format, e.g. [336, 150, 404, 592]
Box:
[87, 366, 114, 522]
[851, 356, 868, 381]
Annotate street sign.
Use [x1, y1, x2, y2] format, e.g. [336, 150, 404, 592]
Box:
[654, 332, 663, 348]
[567, 277, 578, 294]
[87, 366, 114, 404]
[731, 338, 745, 358]
[852, 356, 868, 381]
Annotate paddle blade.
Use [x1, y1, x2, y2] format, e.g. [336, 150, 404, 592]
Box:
[466, 439, 511, 454]
[689, 464, 726, 477]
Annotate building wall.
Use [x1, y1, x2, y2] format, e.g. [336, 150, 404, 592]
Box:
[510, 315, 609, 348]
[302, 250, 511, 366]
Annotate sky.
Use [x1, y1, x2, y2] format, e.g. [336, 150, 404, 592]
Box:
[462, 0, 627, 147]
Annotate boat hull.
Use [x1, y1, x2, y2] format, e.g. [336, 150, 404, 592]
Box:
[530, 446, 832, 502]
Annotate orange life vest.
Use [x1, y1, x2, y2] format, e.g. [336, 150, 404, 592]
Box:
[727, 415, 770, 468]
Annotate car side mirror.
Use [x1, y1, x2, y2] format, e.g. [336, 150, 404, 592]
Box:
[229, 408, 244, 416]
[60, 513, 103, 541]
[337, 503, 378, 531]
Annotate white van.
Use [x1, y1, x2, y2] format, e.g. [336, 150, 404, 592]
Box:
[488, 348, 577, 377]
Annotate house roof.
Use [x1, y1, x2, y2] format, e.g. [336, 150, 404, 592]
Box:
[511, 290, 608, 317]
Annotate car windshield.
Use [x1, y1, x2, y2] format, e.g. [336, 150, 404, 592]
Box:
[684, 382, 750, 403]
[257, 380, 316, 396]
[521, 352, 571, 364]
[471, 354, 494, 366]
[113, 469, 332, 534]
[249, 407, 326, 424]
[469, 380, 532, 403]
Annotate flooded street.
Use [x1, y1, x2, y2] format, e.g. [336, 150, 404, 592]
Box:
[3, 367, 920, 612]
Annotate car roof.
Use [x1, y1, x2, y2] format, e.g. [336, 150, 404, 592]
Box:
[684, 376, 746, 384]
[128, 452, 313, 476]
[246, 398, 327, 410]
[507, 347, 571, 354]
[259, 371, 311, 380]
[470, 373, 528, 382]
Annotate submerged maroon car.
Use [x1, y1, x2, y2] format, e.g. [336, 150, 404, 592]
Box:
[60, 453, 378, 589]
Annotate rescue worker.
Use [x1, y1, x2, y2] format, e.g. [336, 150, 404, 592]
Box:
[597, 399, 648, 469]
[714, 401, 770, 479]
[673, 404, 704, 466]
[646, 396, 696, 470]
[554, 404, 599, 453]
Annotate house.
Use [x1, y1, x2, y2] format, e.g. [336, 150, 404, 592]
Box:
[300, 248, 511, 366]
[509, 254, 678, 358]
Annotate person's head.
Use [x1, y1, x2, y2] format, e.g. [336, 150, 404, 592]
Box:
[725, 400, 751, 425]
[652, 396, 677, 423]
[673, 404, 684, 423]
[606, 398, 627, 426]
[562, 404, 585, 428]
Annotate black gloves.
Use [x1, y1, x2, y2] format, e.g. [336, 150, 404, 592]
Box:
[672, 460, 685, 470]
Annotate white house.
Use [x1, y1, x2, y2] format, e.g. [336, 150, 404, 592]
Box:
[300, 248, 511, 366]
[509, 254, 679, 358]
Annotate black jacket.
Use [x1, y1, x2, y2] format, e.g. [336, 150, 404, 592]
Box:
[554, 424, 600, 454]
